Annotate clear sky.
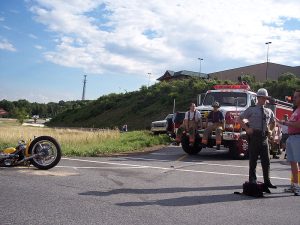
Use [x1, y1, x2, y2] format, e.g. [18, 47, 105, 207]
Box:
[0, 0, 300, 103]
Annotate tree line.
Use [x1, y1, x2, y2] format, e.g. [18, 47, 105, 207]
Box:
[0, 99, 91, 122]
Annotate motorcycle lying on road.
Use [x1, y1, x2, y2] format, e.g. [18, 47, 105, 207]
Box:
[0, 136, 61, 170]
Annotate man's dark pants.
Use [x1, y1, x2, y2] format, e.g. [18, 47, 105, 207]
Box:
[248, 131, 271, 184]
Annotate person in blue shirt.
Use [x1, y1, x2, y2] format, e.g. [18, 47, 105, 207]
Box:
[202, 101, 224, 150]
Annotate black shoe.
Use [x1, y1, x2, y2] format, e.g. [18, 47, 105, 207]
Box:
[216, 144, 220, 150]
[265, 183, 277, 189]
[273, 155, 280, 159]
[201, 143, 207, 148]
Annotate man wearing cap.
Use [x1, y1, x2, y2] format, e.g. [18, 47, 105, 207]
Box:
[238, 88, 277, 188]
[202, 101, 224, 150]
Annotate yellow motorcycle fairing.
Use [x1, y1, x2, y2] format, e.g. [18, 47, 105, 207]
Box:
[25, 139, 32, 157]
[2, 139, 33, 156]
[3, 147, 16, 154]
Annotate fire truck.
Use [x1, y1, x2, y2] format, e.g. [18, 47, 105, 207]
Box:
[180, 84, 293, 159]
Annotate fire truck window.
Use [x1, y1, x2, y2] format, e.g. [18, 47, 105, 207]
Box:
[203, 92, 247, 107]
[204, 94, 215, 105]
[222, 97, 235, 105]
[236, 97, 246, 106]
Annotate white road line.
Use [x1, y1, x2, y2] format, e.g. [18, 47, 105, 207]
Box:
[122, 156, 253, 169]
[56, 166, 146, 169]
[62, 158, 145, 167]
[62, 157, 289, 180]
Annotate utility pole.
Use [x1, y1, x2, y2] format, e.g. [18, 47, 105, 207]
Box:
[198, 58, 203, 76]
[265, 42, 272, 80]
[147, 72, 151, 88]
[173, 99, 176, 114]
[82, 75, 87, 100]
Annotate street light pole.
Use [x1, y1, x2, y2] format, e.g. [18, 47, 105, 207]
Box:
[82, 75, 87, 101]
[198, 58, 203, 75]
[265, 41, 272, 80]
[147, 72, 151, 88]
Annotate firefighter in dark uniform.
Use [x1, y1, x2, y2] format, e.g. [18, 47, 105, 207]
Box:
[202, 101, 224, 150]
[238, 88, 277, 188]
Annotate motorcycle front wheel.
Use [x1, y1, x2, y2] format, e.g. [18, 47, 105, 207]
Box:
[28, 136, 61, 170]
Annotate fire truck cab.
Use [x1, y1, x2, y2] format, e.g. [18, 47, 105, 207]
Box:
[180, 84, 293, 159]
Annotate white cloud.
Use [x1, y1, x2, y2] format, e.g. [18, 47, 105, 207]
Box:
[0, 17, 4, 22]
[29, 33, 38, 39]
[0, 38, 17, 52]
[2, 25, 12, 30]
[29, 0, 300, 76]
[34, 45, 43, 50]
[9, 9, 19, 14]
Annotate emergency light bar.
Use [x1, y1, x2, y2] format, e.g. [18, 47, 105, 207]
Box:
[213, 84, 250, 90]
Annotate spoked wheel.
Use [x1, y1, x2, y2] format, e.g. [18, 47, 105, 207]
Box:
[28, 136, 61, 170]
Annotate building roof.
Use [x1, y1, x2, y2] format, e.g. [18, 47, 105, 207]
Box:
[157, 62, 300, 83]
[208, 62, 300, 82]
[0, 108, 8, 116]
[157, 70, 208, 81]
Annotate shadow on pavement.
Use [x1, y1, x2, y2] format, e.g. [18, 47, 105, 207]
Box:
[79, 184, 292, 206]
[79, 184, 291, 198]
[79, 185, 241, 197]
[115, 193, 291, 207]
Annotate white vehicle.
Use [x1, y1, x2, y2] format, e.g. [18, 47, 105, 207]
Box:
[180, 84, 293, 159]
[151, 114, 174, 134]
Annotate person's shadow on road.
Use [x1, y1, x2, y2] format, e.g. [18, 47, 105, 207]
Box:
[79, 185, 291, 206]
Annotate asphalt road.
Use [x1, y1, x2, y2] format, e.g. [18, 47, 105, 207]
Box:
[0, 146, 299, 225]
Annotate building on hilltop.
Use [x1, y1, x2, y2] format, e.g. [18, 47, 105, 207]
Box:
[158, 62, 300, 82]
[157, 70, 208, 82]
[209, 62, 300, 82]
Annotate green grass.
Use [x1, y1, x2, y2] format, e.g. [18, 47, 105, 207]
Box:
[0, 118, 19, 127]
[62, 131, 170, 156]
[0, 122, 171, 157]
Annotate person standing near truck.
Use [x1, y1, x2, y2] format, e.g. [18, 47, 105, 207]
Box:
[279, 90, 300, 196]
[238, 88, 277, 189]
[201, 101, 224, 150]
[175, 103, 202, 145]
[278, 114, 289, 159]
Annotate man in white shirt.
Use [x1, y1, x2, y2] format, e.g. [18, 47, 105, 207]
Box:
[175, 103, 202, 145]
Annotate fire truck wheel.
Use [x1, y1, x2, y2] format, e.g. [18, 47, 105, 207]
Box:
[181, 135, 202, 155]
[229, 136, 249, 160]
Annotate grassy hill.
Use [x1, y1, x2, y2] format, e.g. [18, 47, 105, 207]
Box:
[48, 78, 222, 130]
[48, 74, 300, 130]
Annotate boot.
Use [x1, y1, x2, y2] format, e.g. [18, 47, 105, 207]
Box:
[265, 182, 277, 189]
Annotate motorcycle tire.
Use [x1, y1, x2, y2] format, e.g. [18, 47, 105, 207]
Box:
[28, 136, 61, 170]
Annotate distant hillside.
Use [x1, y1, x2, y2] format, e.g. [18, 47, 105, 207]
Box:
[47, 73, 300, 130]
[48, 79, 221, 130]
